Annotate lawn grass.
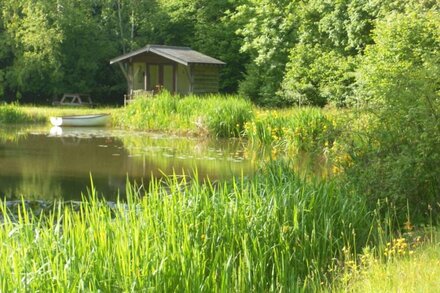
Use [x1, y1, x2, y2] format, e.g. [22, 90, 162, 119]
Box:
[1, 103, 120, 125]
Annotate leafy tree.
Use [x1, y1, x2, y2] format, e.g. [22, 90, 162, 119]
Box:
[232, 0, 298, 106]
[0, 3, 12, 100]
[352, 8, 440, 218]
[192, 0, 248, 92]
[280, 44, 356, 107]
[2, 0, 63, 102]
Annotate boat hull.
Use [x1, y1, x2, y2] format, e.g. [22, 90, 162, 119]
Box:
[50, 114, 110, 127]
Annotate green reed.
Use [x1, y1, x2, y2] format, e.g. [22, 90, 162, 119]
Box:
[0, 103, 36, 123]
[245, 108, 340, 154]
[116, 92, 254, 137]
[0, 161, 380, 292]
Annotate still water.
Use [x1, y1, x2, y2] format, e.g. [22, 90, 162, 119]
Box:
[0, 126, 255, 201]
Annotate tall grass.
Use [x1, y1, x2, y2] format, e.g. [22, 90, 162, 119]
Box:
[115, 92, 254, 137]
[0, 103, 38, 123]
[245, 108, 340, 154]
[334, 229, 440, 292]
[0, 161, 378, 292]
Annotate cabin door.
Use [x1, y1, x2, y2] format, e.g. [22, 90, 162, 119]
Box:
[133, 63, 147, 91]
[147, 64, 175, 93]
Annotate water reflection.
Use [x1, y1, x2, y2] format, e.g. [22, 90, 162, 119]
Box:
[0, 126, 255, 201]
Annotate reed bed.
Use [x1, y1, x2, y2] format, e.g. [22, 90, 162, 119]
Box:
[245, 108, 342, 155]
[0, 103, 40, 123]
[115, 92, 253, 137]
[0, 161, 376, 292]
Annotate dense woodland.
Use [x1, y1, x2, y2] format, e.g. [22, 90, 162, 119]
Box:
[0, 0, 439, 106]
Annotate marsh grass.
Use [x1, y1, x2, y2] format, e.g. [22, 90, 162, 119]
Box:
[0, 103, 39, 123]
[0, 161, 378, 292]
[245, 108, 340, 155]
[116, 92, 254, 137]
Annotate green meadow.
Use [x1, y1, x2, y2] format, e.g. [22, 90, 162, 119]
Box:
[1, 91, 439, 291]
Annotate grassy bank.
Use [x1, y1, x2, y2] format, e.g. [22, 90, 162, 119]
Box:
[0, 161, 380, 292]
[0, 103, 118, 125]
[335, 229, 440, 292]
[2, 94, 344, 148]
[114, 92, 254, 137]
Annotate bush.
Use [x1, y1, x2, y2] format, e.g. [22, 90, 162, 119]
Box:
[280, 44, 356, 107]
[351, 9, 440, 219]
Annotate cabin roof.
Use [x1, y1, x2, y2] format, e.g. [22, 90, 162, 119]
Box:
[110, 45, 225, 66]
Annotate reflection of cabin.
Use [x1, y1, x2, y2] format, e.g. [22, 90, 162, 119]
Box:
[110, 45, 225, 102]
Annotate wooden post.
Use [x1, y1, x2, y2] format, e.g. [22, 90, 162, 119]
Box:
[144, 66, 147, 91]
[173, 64, 177, 93]
[185, 65, 193, 94]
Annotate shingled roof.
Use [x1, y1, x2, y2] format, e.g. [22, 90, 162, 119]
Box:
[110, 45, 225, 66]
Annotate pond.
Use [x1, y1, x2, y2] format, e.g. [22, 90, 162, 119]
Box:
[0, 126, 255, 201]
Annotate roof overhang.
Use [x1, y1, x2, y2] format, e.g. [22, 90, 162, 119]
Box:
[110, 45, 225, 66]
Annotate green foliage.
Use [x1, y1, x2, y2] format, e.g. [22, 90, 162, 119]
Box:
[350, 8, 440, 218]
[233, 0, 298, 106]
[2, 1, 63, 101]
[280, 44, 356, 107]
[0, 162, 377, 291]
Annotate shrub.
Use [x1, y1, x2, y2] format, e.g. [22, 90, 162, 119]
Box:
[280, 44, 356, 107]
[351, 9, 440, 219]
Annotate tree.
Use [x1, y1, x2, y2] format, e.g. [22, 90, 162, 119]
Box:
[232, 0, 298, 106]
[352, 7, 440, 217]
[2, 0, 63, 102]
[280, 44, 356, 107]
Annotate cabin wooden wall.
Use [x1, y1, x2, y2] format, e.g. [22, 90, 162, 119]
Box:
[192, 65, 220, 94]
[124, 52, 221, 95]
[177, 64, 190, 94]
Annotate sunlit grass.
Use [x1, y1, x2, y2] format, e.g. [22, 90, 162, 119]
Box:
[115, 92, 254, 137]
[0, 161, 377, 291]
[20, 105, 121, 125]
[0, 103, 38, 123]
[335, 230, 440, 292]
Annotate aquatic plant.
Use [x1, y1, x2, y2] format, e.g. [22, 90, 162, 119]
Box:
[116, 92, 254, 137]
[0, 161, 377, 291]
[0, 103, 33, 124]
[245, 107, 340, 154]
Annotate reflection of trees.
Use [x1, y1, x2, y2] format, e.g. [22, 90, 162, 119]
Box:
[121, 135, 254, 180]
[0, 128, 256, 201]
[0, 126, 30, 143]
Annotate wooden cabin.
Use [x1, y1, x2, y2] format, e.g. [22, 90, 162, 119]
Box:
[110, 45, 225, 102]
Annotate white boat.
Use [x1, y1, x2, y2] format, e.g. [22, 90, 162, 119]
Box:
[50, 114, 110, 127]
